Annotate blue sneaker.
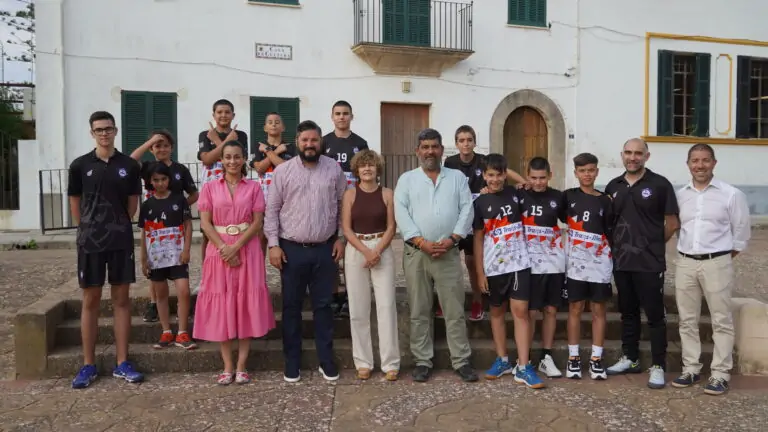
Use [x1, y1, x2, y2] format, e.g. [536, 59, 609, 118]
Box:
[704, 377, 729, 396]
[484, 357, 514, 380]
[112, 361, 144, 383]
[72, 364, 98, 389]
[514, 363, 546, 389]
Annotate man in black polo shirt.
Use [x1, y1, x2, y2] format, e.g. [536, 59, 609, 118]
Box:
[604, 137, 680, 390]
[322, 100, 369, 317]
[68, 111, 145, 389]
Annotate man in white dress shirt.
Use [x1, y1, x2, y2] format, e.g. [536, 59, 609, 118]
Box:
[671, 144, 751, 396]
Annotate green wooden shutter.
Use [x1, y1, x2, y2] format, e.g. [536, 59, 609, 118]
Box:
[250, 97, 273, 146]
[735, 56, 752, 138]
[383, 0, 405, 44]
[250, 97, 300, 146]
[532, 0, 546, 26]
[656, 50, 674, 136]
[121, 91, 150, 161]
[693, 53, 711, 137]
[408, 0, 431, 47]
[509, 0, 546, 27]
[149, 92, 178, 160]
[276, 98, 300, 145]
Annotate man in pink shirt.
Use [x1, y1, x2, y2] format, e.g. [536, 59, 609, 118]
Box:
[265, 120, 347, 383]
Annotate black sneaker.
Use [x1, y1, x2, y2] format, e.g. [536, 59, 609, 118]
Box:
[412, 365, 432, 382]
[455, 364, 479, 382]
[671, 372, 701, 388]
[589, 357, 607, 380]
[566, 356, 582, 379]
[143, 303, 159, 323]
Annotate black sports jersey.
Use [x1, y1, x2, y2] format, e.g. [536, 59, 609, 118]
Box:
[196, 130, 249, 167]
[322, 131, 368, 173]
[140, 161, 197, 197]
[444, 153, 487, 194]
[67, 149, 142, 253]
[562, 188, 614, 283]
[519, 188, 566, 274]
[138, 193, 192, 270]
[248, 141, 296, 171]
[472, 186, 530, 276]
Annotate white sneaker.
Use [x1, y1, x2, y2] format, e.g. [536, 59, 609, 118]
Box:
[647, 365, 665, 389]
[538, 354, 563, 378]
[565, 357, 582, 379]
[606, 355, 641, 375]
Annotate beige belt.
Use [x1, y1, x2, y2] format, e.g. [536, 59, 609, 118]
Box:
[356, 232, 384, 241]
[214, 223, 250, 236]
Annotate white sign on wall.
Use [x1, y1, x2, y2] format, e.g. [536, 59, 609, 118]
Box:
[255, 43, 293, 60]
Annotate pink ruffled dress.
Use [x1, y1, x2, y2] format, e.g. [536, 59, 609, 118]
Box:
[193, 178, 275, 342]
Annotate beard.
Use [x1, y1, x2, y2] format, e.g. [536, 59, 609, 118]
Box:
[420, 156, 439, 171]
[300, 149, 320, 162]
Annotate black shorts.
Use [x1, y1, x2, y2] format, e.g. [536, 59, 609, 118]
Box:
[148, 264, 189, 282]
[564, 278, 613, 304]
[77, 249, 136, 288]
[458, 235, 474, 255]
[529, 273, 565, 310]
[486, 268, 531, 307]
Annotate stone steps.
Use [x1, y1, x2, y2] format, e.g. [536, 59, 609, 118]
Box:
[44, 339, 713, 378]
[54, 312, 712, 347]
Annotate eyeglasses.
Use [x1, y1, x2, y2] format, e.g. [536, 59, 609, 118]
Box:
[92, 127, 116, 135]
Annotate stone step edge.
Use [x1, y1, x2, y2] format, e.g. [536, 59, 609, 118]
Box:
[43, 339, 713, 378]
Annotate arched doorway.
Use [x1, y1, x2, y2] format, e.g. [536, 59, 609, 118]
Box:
[503, 106, 548, 178]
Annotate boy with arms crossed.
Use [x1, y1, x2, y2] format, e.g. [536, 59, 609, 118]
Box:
[138, 162, 195, 350]
[130, 130, 198, 323]
[473, 154, 545, 389]
[562, 153, 614, 380]
[519, 156, 565, 378]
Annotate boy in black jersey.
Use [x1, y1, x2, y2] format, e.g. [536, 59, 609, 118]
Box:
[322, 100, 369, 318]
[196, 99, 248, 295]
[443, 125, 528, 322]
[562, 153, 614, 381]
[138, 163, 196, 351]
[519, 157, 565, 378]
[130, 130, 199, 323]
[473, 154, 545, 389]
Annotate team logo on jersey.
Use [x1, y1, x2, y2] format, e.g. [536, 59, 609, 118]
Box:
[118, 168, 127, 177]
[172, 204, 179, 211]
[550, 200, 557, 208]
[570, 202, 576, 208]
[199, 141, 204, 149]
[641, 188, 652, 199]
[175, 173, 181, 180]
[613, 192, 618, 198]
[513, 196, 519, 203]
[353, 147, 359, 154]
[87, 170, 93, 177]
[475, 169, 482, 176]
[599, 208, 603, 217]
[325, 147, 330, 153]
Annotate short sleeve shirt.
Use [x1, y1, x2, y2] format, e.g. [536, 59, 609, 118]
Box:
[605, 169, 679, 272]
[197, 130, 249, 186]
[67, 149, 142, 253]
[519, 188, 566, 274]
[443, 153, 487, 195]
[248, 142, 297, 197]
[139, 161, 197, 200]
[472, 186, 530, 277]
[322, 132, 368, 187]
[562, 188, 614, 283]
[138, 193, 192, 269]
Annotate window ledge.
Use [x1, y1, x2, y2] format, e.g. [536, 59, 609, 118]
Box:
[643, 136, 768, 146]
[506, 23, 550, 31]
[246, 1, 301, 8]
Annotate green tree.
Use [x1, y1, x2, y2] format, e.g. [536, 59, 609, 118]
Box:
[0, 0, 34, 103]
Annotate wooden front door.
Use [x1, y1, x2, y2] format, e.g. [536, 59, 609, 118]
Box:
[380, 103, 430, 188]
[503, 106, 548, 178]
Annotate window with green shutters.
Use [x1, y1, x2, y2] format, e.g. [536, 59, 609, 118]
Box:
[736, 56, 768, 139]
[249, 97, 301, 147]
[656, 50, 711, 137]
[508, 0, 547, 27]
[383, 0, 431, 47]
[121, 91, 178, 162]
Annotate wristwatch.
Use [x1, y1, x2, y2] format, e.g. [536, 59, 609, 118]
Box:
[450, 236, 460, 247]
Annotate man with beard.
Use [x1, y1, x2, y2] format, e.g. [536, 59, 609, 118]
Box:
[604, 138, 680, 389]
[265, 120, 347, 383]
[394, 128, 478, 383]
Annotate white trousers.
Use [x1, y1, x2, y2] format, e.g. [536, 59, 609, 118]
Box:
[344, 238, 400, 372]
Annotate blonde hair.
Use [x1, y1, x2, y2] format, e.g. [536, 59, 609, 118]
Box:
[350, 149, 384, 179]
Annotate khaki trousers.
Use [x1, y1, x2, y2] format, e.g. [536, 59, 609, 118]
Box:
[344, 240, 400, 372]
[675, 253, 735, 380]
[403, 244, 471, 369]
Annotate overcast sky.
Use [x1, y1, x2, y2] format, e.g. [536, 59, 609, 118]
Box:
[0, 0, 33, 84]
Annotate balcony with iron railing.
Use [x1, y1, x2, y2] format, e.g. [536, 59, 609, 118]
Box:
[351, 0, 474, 77]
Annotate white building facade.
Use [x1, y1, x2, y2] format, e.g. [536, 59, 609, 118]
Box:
[6, 0, 768, 230]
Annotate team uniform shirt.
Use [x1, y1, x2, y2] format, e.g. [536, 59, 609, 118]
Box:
[562, 188, 614, 284]
[138, 193, 192, 270]
[248, 141, 296, 200]
[322, 132, 368, 188]
[139, 161, 197, 201]
[519, 188, 566, 274]
[197, 130, 249, 187]
[66, 150, 142, 253]
[472, 186, 531, 277]
[444, 152, 487, 235]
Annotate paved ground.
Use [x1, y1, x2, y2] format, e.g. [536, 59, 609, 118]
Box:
[1, 231, 768, 430]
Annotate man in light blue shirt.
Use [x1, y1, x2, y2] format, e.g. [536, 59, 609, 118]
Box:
[394, 128, 477, 383]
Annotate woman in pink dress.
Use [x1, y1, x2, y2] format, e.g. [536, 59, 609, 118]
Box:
[194, 141, 276, 385]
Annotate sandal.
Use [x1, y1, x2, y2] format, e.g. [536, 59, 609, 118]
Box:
[217, 372, 234, 385]
[235, 371, 251, 384]
[385, 370, 399, 381]
[356, 368, 372, 380]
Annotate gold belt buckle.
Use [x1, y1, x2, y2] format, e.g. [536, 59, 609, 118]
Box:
[225, 225, 241, 236]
